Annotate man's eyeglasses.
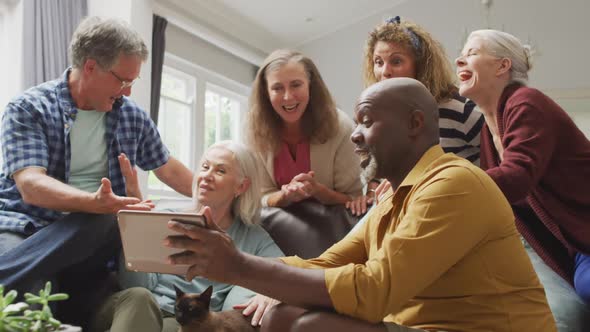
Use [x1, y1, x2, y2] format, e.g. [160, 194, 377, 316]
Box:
[109, 70, 140, 90]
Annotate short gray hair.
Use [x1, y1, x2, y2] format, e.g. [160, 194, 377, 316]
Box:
[468, 29, 532, 85]
[69, 16, 148, 69]
[192, 141, 262, 225]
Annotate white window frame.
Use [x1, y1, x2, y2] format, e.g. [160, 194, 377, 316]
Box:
[146, 53, 250, 199]
[204, 82, 247, 145]
[147, 65, 197, 198]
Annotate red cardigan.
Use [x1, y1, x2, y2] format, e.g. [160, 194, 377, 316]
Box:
[480, 84, 590, 284]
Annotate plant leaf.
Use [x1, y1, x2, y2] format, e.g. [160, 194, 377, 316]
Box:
[30, 319, 42, 332]
[41, 305, 51, 320]
[4, 290, 17, 305]
[5, 315, 33, 323]
[3, 302, 28, 315]
[25, 298, 43, 304]
[47, 294, 69, 301]
[48, 317, 61, 327]
[6, 323, 29, 332]
[25, 309, 39, 318]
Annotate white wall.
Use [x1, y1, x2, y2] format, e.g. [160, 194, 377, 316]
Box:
[299, 0, 590, 116]
[0, 0, 23, 109]
[553, 97, 590, 138]
[166, 23, 256, 87]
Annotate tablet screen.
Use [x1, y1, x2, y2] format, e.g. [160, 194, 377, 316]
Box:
[117, 210, 205, 275]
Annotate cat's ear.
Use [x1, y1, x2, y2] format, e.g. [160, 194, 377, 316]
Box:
[174, 285, 184, 298]
[201, 285, 213, 302]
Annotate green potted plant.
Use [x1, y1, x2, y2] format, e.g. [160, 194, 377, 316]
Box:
[0, 281, 80, 332]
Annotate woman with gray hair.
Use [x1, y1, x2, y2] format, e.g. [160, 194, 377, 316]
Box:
[456, 29, 590, 320]
[190, 140, 262, 226]
[90, 141, 283, 332]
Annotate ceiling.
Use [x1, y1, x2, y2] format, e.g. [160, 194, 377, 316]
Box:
[156, 0, 408, 58]
[211, 0, 407, 47]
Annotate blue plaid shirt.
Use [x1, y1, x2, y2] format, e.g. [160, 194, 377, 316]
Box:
[0, 69, 169, 234]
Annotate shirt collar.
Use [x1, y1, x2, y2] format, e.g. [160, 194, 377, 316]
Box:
[377, 144, 445, 203]
[398, 144, 445, 189]
[57, 68, 78, 114]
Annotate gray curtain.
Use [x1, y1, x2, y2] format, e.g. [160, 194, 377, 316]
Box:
[150, 14, 168, 125]
[23, 0, 87, 88]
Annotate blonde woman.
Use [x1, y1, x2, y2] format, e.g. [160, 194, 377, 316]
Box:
[247, 49, 362, 208]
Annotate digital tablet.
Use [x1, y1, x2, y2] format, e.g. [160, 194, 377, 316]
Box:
[117, 210, 206, 275]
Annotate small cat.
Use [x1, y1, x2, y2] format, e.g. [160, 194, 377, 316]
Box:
[174, 285, 258, 332]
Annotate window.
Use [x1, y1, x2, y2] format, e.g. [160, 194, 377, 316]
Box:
[204, 84, 243, 149]
[147, 54, 249, 199]
[147, 67, 195, 197]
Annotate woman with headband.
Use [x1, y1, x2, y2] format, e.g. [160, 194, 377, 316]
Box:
[347, 16, 484, 215]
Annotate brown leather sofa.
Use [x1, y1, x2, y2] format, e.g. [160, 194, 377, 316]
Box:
[260, 199, 359, 259]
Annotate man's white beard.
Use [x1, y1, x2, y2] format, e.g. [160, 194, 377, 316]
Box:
[361, 154, 379, 186]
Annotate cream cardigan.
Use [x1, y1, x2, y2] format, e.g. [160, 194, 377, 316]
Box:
[258, 109, 362, 206]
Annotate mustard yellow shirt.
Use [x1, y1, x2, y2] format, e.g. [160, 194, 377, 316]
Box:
[282, 145, 556, 332]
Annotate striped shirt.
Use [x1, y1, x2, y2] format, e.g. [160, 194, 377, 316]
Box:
[438, 94, 484, 164]
[0, 69, 169, 234]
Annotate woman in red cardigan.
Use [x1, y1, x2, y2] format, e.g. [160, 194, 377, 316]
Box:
[455, 29, 590, 307]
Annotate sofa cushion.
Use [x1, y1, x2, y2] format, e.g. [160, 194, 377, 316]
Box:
[260, 200, 358, 259]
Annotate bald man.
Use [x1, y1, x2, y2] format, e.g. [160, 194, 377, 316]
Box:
[163, 78, 556, 332]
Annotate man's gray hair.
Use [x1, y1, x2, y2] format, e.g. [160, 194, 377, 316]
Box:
[69, 16, 148, 69]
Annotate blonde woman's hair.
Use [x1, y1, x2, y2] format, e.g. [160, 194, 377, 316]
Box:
[363, 18, 457, 103]
[192, 141, 261, 225]
[247, 49, 338, 154]
[468, 29, 533, 85]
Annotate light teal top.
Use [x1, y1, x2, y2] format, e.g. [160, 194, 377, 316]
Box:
[68, 110, 108, 192]
[119, 217, 283, 314]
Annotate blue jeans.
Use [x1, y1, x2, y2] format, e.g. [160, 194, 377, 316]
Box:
[574, 252, 590, 304]
[0, 213, 120, 295]
[523, 240, 590, 332]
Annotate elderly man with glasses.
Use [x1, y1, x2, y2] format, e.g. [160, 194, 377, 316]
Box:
[0, 16, 194, 326]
